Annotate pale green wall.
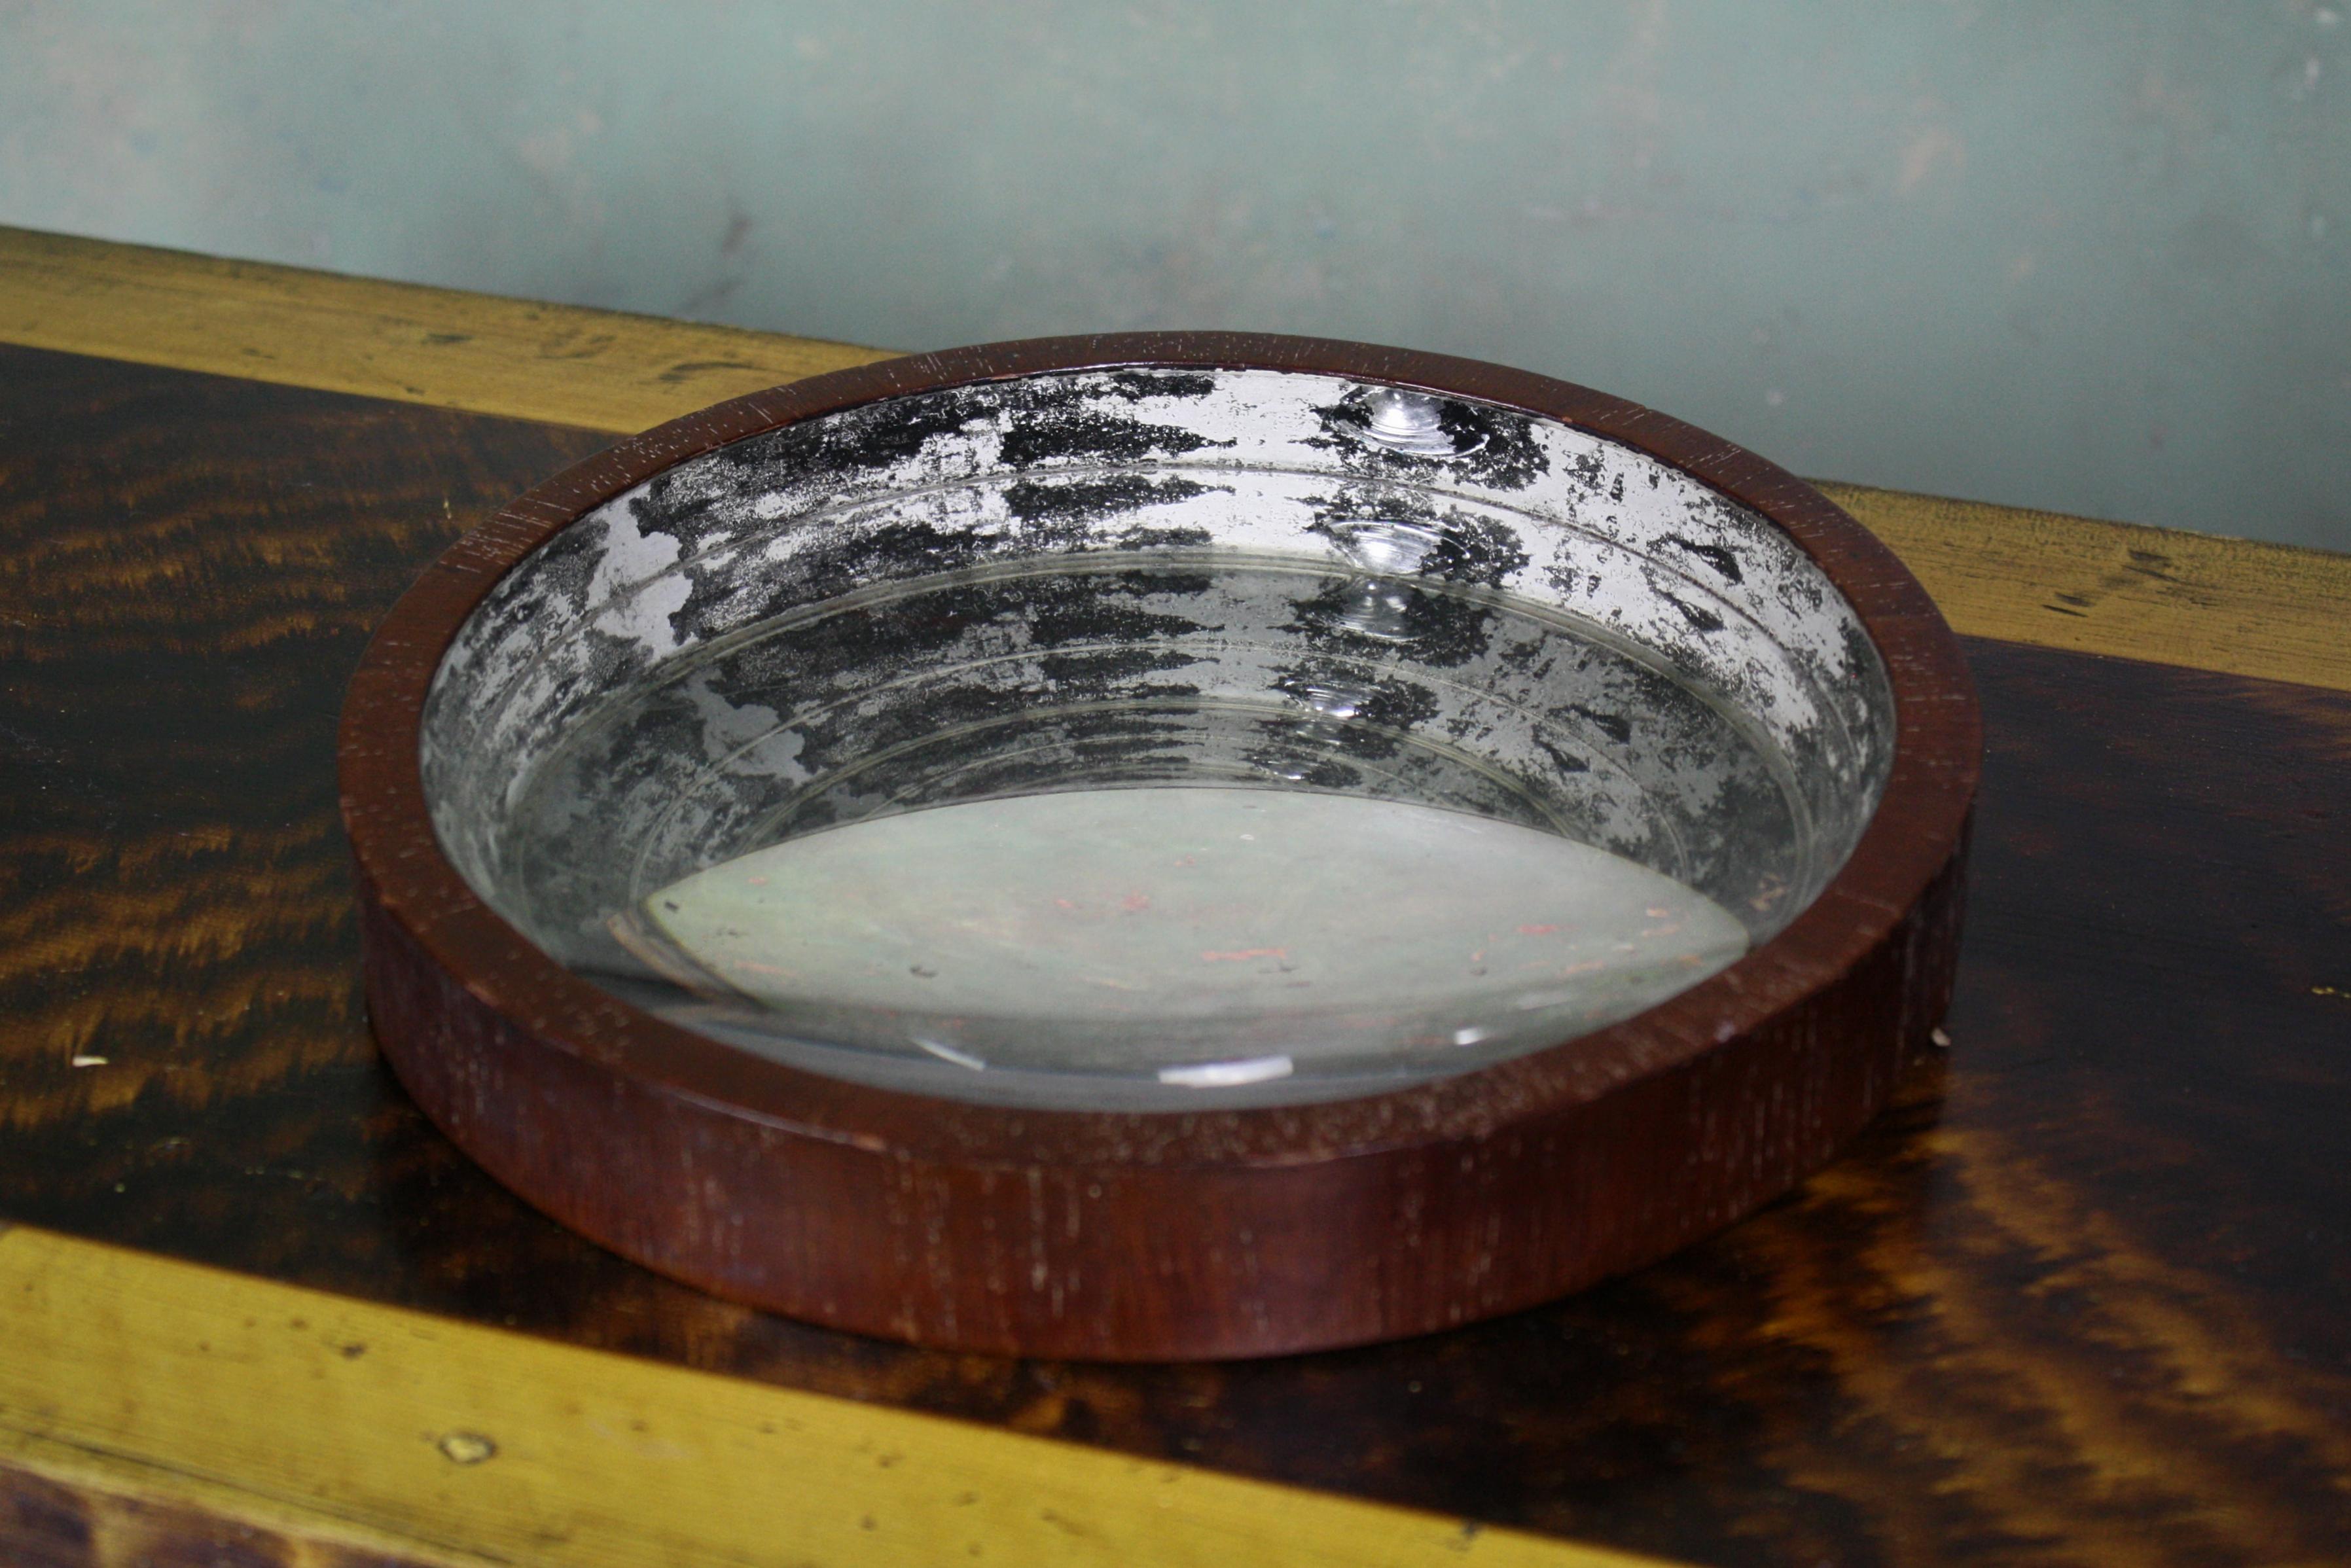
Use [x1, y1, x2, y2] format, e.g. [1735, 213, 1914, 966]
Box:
[4, 1, 2346, 548]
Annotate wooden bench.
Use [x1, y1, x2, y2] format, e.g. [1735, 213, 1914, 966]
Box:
[3, 225, 2345, 1567]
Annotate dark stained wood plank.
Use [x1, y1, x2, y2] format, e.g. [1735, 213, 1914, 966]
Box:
[0, 1459, 437, 1568]
[2, 344, 2347, 1565]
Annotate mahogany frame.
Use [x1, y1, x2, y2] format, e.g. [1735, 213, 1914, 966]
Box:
[338, 333, 1981, 1361]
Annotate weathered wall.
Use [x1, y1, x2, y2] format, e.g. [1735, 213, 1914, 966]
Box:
[2, 1, 2343, 546]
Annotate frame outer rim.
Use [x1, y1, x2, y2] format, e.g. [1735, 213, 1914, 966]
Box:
[338, 332, 1981, 1359]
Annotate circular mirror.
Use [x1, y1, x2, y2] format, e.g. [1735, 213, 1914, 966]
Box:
[424, 366, 1893, 1110]
[343, 336, 1977, 1358]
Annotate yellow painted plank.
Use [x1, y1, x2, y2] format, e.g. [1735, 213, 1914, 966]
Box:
[0, 224, 894, 433]
[1820, 481, 2351, 695]
[2, 224, 2343, 692]
[0, 1224, 1674, 1568]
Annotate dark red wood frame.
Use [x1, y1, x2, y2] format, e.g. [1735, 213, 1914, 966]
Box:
[339, 334, 1980, 1361]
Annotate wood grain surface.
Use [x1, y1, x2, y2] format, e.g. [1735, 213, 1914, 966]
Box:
[3, 1389, 459, 1568]
[2, 1225, 1646, 1568]
[5, 223, 2346, 696]
[3, 344, 2348, 1565]
[1813, 479, 2351, 694]
[0, 223, 892, 431]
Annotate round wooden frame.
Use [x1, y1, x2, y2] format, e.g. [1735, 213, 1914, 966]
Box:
[340, 333, 1980, 1361]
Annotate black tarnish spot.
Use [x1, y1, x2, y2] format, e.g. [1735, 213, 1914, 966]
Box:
[1566, 705, 1634, 745]
[1657, 588, 1727, 633]
[1662, 534, 1745, 585]
[1535, 736, 1593, 775]
[1107, 369, 1218, 401]
[1001, 474, 1217, 527]
[998, 413, 1227, 468]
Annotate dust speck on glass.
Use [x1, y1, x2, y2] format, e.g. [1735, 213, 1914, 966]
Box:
[422, 368, 1895, 1110]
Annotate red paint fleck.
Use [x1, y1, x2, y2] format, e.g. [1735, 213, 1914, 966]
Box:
[1200, 947, 1287, 963]
[1121, 891, 1151, 912]
[1054, 898, 1080, 910]
[1516, 923, 1559, 935]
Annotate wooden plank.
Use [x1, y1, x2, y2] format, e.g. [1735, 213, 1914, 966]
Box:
[0, 224, 2343, 693]
[0, 1224, 1668, 1568]
[0, 224, 893, 434]
[1818, 481, 2351, 695]
[2, 1425, 469, 1568]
